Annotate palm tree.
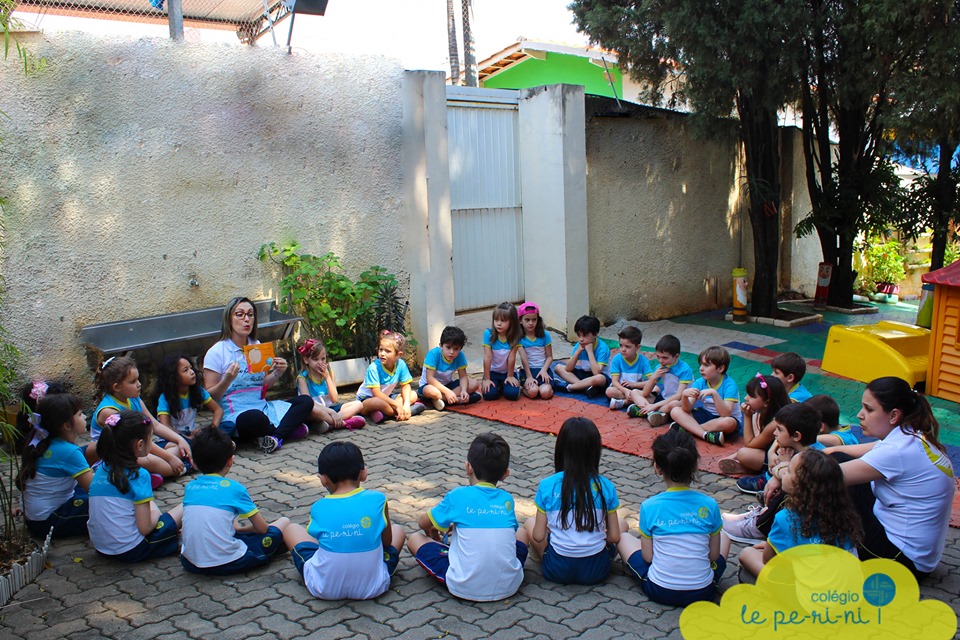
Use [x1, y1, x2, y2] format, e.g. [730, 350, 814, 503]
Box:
[462, 0, 477, 87]
[447, 0, 460, 85]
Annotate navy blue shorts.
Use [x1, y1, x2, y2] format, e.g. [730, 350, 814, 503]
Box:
[692, 407, 743, 435]
[100, 513, 179, 563]
[181, 526, 286, 575]
[541, 541, 616, 585]
[292, 542, 400, 578]
[25, 490, 89, 539]
[415, 539, 528, 583]
[418, 378, 461, 398]
[624, 550, 726, 607]
[518, 367, 549, 384]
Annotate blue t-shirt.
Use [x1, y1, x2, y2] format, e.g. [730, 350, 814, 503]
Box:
[691, 375, 743, 426]
[788, 383, 812, 403]
[298, 370, 329, 399]
[356, 359, 413, 400]
[88, 463, 155, 555]
[651, 360, 695, 398]
[182, 474, 260, 568]
[156, 388, 212, 436]
[92, 395, 144, 441]
[483, 329, 517, 374]
[535, 472, 619, 557]
[519, 334, 552, 369]
[22, 438, 91, 521]
[767, 508, 857, 555]
[570, 340, 611, 374]
[831, 426, 859, 446]
[609, 353, 652, 385]
[419, 346, 468, 387]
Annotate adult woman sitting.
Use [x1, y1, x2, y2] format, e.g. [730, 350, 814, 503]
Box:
[832, 376, 955, 578]
[203, 297, 315, 453]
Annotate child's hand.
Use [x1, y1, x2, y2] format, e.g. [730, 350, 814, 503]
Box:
[176, 439, 192, 463]
[537, 369, 551, 384]
[684, 388, 700, 400]
[318, 360, 328, 376]
[482, 379, 494, 394]
[443, 389, 459, 405]
[524, 378, 538, 393]
[456, 388, 470, 404]
[396, 400, 411, 421]
[741, 401, 754, 417]
[164, 452, 185, 476]
[330, 414, 345, 429]
[653, 365, 667, 379]
[505, 375, 520, 387]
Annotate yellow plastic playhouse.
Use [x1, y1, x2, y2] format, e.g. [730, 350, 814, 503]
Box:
[923, 261, 960, 402]
[821, 320, 931, 388]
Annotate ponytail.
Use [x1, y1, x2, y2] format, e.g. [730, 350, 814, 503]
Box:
[652, 428, 699, 485]
[96, 410, 151, 494]
[866, 377, 944, 452]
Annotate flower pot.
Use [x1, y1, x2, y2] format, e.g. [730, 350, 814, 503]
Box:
[329, 357, 372, 387]
[875, 282, 900, 295]
[0, 531, 52, 607]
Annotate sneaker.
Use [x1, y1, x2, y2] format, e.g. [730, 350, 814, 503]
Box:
[290, 423, 309, 440]
[627, 404, 644, 419]
[410, 402, 426, 417]
[668, 422, 682, 432]
[551, 378, 569, 392]
[703, 431, 725, 446]
[343, 416, 366, 431]
[585, 385, 603, 398]
[180, 458, 193, 475]
[719, 458, 748, 475]
[258, 435, 281, 454]
[721, 506, 766, 544]
[369, 410, 385, 424]
[736, 474, 767, 494]
[609, 398, 626, 410]
[468, 392, 483, 404]
[431, 398, 445, 411]
[311, 421, 332, 434]
[647, 411, 669, 427]
[150, 473, 164, 490]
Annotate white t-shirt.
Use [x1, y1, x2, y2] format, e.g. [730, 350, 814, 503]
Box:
[860, 427, 955, 573]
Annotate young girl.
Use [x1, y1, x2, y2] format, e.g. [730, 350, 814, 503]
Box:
[17, 393, 92, 538]
[296, 339, 366, 431]
[517, 302, 554, 400]
[618, 428, 726, 606]
[92, 356, 190, 482]
[524, 417, 620, 584]
[482, 302, 523, 401]
[154, 354, 224, 439]
[719, 374, 789, 475]
[357, 331, 425, 423]
[87, 410, 183, 562]
[739, 449, 860, 577]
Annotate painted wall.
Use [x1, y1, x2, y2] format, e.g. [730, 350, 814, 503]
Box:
[780, 127, 824, 296]
[0, 33, 408, 394]
[484, 52, 622, 99]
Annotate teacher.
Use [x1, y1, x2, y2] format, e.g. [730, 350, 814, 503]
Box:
[203, 297, 314, 454]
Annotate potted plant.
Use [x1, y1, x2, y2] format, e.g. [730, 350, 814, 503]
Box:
[258, 241, 411, 384]
[862, 239, 907, 303]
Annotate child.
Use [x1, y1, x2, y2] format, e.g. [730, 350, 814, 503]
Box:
[771, 352, 811, 402]
[669, 346, 743, 445]
[15, 379, 70, 453]
[618, 428, 725, 606]
[551, 315, 611, 397]
[408, 432, 529, 601]
[87, 410, 183, 562]
[180, 427, 290, 575]
[605, 326, 652, 410]
[17, 393, 92, 538]
[482, 302, 523, 401]
[516, 302, 554, 400]
[718, 375, 789, 475]
[739, 450, 860, 577]
[154, 354, 224, 439]
[296, 339, 366, 431]
[93, 356, 191, 481]
[806, 394, 859, 447]
[357, 331, 425, 423]
[284, 441, 406, 600]
[630, 334, 694, 425]
[418, 326, 482, 410]
[523, 417, 620, 584]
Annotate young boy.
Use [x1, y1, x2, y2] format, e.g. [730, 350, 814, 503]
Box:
[180, 427, 290, 575]
[418, 326, 482, 411]
[284, 441, 406, 600]
[669, 346, 743, 445]
[806, 394, 859, 447]
[722, 403, 823, 548]
[551, 315, 611, 397]
[771, 352, 811, 402]
[606, 326, 653, 410]
[408, 432, 529, 601]
[629, 334, 694, 426]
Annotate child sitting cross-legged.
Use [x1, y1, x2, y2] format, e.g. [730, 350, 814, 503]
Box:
[718, 374, 790, 475]
[408, 432, 529, 601]
[550, 315, 611, 398]
[669, 346, 743, 446]
[628, 334, 694, 425]
[605, 326, 653, 411]
[418, 326, 482, 411]
[180, 427, 290, 575]
[284, 441, 406, 600]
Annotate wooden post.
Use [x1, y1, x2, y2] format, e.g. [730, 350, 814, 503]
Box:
[168, 0, 184, 41]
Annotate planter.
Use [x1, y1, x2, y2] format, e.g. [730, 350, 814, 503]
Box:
[0, 530, 52, 607]
[330, 357, 372, 387]
[871, 283, 900, 304]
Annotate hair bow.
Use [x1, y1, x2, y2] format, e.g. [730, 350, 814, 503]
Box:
[104, 413, 121, 427]
[27, 413, 49, 447]
[754, 372, 767, 389]
[29, 380, 49, 401]
[297, 339, 318, 357]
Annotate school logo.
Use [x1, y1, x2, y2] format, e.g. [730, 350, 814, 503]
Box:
[44, 450, 53, 458]
[505, 500, 513, 511]
[263, 537, 273, 548]
[156, 520, 165, 530]
[220, 480, 230, 488]
[361, 516, 372, 529]
[73, 499, 85, 507]
[698, 506, 710, 519]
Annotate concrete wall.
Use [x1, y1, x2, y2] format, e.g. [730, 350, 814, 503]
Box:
[0, 33, 408, 394]
[780, 127, 823, 295]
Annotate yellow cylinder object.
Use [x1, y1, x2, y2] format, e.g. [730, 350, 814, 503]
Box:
[732, 268, 748, 324]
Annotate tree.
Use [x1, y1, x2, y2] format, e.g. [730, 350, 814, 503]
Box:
[461, 0, 477, 87]
[447, 0, 460, 86]
[570, 0, 805, 318]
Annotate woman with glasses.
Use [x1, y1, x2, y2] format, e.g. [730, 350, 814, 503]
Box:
[202, 297, 316, 454]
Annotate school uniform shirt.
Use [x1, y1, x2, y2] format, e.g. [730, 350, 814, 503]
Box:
[181, 475, 261, 568]
[691, 375, 744, 424]
[22, 438, 91, 521]
[639, 488, 722, 591]
[609, 353, 652, 385]
[767, 508, 857, 556]
[483, 329, 516, 374]
[156, 389, 213, 436]
[860, 427, 955, 573]
[535, 472, 619, 557]
[356, 359, 413, 400]
[298, 371, 330, 401]
[655, 360, 695, 398]
[88, 464, 155, 555]
[204, 339, 291, 425]
[428, 483, 523, 601]
[418, 346, 468, 387]
[831, 426, 859, 446]
[91, 395, 144, 441]
[519, 334, 552, 369]
[570, 340, 611, 374]
[788, 383, 813, 403]
[302, 488, 390, 600]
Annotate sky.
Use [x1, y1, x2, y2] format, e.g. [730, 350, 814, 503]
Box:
[13, 0, 591, 71]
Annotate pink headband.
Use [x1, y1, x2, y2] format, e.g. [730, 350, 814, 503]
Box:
[298, 339, 319, 357]
[517, 302, 540, 317]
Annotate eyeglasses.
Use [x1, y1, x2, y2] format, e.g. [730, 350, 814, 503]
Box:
[233, 311, 255, 319]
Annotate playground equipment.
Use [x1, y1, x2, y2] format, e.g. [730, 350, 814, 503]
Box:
[923, 262, 960, 402]
[821, 321, 930, 388]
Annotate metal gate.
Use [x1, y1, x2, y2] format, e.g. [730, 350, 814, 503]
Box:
[447, 86, 523, 312]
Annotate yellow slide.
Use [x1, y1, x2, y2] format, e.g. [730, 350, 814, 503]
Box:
[821, 321, 930, 387]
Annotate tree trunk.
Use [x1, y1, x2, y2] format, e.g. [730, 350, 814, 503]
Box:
[447, 0, 460, 86]
[930, 137, 959, 270]
[462, 0, 478, 87]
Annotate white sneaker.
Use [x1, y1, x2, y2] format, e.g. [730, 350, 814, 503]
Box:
[431, 398, 445, 411]
[722, 506, 765, 544]
[609, 398, 626, 410]
[258, 435, 281, 454]
[647, 411, 669, 427]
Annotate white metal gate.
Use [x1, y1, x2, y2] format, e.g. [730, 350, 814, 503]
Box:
[447, 86, 523, 312]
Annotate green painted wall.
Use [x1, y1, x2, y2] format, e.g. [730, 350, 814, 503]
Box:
[483, 51, 622, 98]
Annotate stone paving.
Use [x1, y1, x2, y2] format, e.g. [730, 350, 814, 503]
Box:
[2, 408, 959, 639]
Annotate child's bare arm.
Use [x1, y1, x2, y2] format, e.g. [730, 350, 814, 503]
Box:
[296, 376, 311, 396]
[565, 345, 582, 372]
[482, 346, 494, 393]
[325, 366, 340, 404]
[207, 398, 224, 430]
[505, 347, 520, 386]
[417, 511, 442, 541]
[539, 345, 554, 383]
[382, 503, 395, 549]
